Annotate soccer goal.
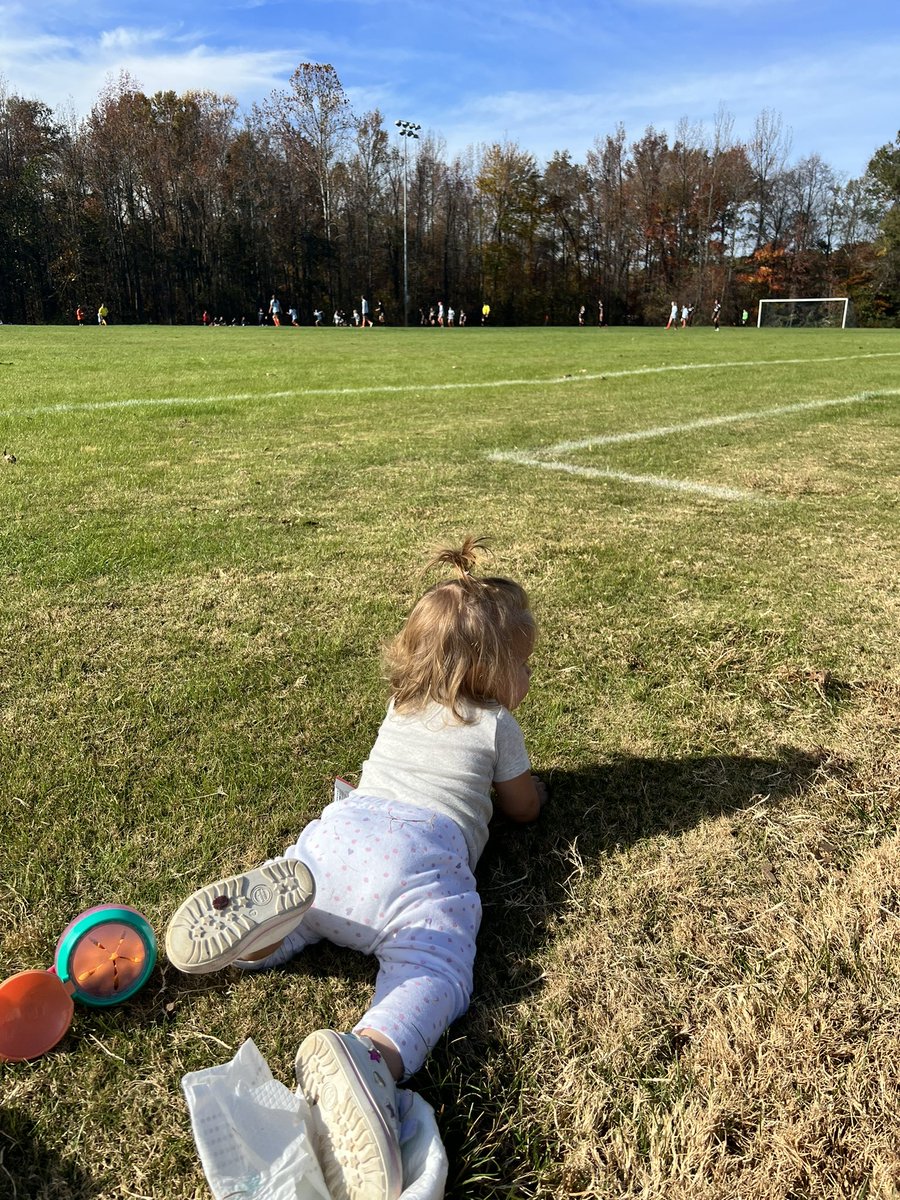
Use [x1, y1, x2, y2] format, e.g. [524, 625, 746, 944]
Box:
[757, 297, 851, 329]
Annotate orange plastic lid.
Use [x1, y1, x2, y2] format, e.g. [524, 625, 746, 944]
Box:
[0, 970, 75, 1062]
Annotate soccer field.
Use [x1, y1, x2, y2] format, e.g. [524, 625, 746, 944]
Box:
[2, 325, 899, 1198]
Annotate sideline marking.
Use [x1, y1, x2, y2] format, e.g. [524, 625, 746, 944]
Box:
[488, 388, 900, 502]
[3, 351, 900, 417]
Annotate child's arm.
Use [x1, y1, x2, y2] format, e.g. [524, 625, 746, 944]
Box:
[493, 772, 547, 823]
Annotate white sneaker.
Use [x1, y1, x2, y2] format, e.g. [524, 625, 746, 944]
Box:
[295, 1029, 403, 1200]
[165, 858, 315, 974]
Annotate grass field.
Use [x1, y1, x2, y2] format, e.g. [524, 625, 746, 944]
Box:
[1, 323, 899, 1199]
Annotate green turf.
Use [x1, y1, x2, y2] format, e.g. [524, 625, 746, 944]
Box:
[1, 325, 899, 1198]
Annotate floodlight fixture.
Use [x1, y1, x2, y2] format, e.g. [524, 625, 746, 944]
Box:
[396, 119, 421, 326]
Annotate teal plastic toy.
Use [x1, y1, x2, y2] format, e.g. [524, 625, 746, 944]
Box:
[0, 904, 157, 1061]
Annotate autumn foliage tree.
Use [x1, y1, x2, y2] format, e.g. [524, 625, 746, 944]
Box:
[865, 131, 900, 320]
[0, 68, 895, 326]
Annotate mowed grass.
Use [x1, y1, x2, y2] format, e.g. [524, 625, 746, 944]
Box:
[1, 324, 899, 1199]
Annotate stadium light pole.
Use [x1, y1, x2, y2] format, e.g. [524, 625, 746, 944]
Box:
[395, 120, 420, 327]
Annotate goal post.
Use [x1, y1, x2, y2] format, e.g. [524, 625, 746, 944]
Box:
[757, 297, 851, 329]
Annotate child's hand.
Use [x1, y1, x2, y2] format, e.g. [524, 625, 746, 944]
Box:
[533, 776, 548, 810]
[494, 771, 545, 823]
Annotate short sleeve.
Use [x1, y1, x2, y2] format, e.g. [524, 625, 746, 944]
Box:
[493, 708, 531, 782]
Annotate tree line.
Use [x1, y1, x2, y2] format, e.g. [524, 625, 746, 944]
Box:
[1, 64, 898, 327]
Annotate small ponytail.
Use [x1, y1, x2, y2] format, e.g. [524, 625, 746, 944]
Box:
[423, 535, 490, 586]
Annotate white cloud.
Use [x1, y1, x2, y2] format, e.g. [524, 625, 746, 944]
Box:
[0, 25, 297, 114]
[99, 25, 168, 51]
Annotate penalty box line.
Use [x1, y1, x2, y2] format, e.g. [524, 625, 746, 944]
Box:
[488, 388, 900, 502]
[497, 457, 757, 501]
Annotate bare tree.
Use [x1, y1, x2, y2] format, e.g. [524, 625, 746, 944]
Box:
[748, 108, 793, 250]
[586, 125, 634, 321]
[268, 64, 353, 248]
[339, 110, 390, 299]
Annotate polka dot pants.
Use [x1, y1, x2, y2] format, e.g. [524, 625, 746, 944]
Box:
[281, 796, 481, 1077]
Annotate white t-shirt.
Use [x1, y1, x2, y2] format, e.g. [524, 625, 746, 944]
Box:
[356, 700, 531, 868]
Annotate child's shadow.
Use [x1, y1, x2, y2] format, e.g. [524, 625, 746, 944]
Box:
[429, 748, 831, 1196]
[474, 746, 829, 991]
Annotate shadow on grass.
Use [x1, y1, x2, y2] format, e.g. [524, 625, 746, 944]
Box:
[0, 1106, 101, 1198]
[476, 745, 829, 949]
[428, 746, 831, 1199]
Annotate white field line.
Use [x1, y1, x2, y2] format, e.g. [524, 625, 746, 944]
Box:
[492, 388, 900, 458]
[494, 456, 758, 501]
[488, 387, 900, 502]
[8, 391, 297, 416]
[4, 351, 900, 417]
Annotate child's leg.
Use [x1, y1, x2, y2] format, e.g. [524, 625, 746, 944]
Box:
[165, 858, 315, 974]
[282, 798, 476, 1195]
[294, 797, 480, 1078]
[355, 889, 480, 1078]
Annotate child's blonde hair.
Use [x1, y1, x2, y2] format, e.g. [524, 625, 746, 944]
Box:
[385, 536, 535, 719]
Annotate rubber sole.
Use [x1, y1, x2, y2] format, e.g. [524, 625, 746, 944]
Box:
[165, 858, 315, 974]
[295, 1030, 403, 1200]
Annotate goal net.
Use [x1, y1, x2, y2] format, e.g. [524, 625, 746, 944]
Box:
[757, 297, 851, 329]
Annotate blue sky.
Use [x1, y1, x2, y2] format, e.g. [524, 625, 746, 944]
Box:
[1, 0, 897, 178]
